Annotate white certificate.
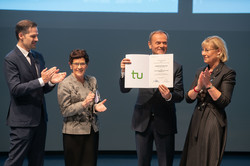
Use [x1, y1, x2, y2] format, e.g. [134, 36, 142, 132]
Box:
[125, 54, 173, 88]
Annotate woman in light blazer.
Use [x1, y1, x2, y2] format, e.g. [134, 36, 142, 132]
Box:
[57, 49, 107, 166]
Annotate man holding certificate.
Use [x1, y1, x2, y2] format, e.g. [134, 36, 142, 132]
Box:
[119, 30, 184, 166]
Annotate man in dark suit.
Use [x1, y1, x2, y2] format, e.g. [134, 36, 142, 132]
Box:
[3, 20, 66, 166]
[120, 30, 184, 166]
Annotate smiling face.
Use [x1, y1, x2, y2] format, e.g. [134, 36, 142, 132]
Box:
[18, 27, 39, 51]
[202, 43, 221, 67]
[148, 32, 168, 54]
[70, 58, 88, 81]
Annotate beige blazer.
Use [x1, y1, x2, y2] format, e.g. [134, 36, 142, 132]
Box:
[57, 73, 99, 135]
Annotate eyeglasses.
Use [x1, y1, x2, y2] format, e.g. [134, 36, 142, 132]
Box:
[72, 62, 87, 66]
[202, 48, 217, 52]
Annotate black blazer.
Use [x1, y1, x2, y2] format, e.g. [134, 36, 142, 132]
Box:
[120, 61, 184, 135]
[3, 46, 54, 127]
[180, 62, 236, 166]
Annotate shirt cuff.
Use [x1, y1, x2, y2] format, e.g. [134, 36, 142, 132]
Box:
[38, 78, 45, 87]
[165, 93, 172, 101]
[38, 78, 55, 87]
[48, 81, 55, 87]
[121, 71, 125, 78]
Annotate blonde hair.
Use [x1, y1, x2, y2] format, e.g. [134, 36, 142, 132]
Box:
[202, 36, 228, 62]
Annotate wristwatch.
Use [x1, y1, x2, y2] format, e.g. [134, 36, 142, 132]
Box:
[206, 85, 213, 90]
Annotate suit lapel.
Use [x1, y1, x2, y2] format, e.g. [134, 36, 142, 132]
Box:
[14, 47, 38, 79]
[210, 62, 223, 83]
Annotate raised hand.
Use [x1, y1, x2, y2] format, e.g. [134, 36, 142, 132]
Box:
[82, 92, 95, 108]
[95, 99, 107, 112]
[120, 58, 131, 72]
[51, 72, 67, 84]
[202, 67, 212, 88]
[196, 71, 204, 91]
[196, 67, 212, 90]
[41, 67, 58, 83]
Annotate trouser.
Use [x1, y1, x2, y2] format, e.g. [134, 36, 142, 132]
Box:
[63, 128, 99, 166]
[4, 121, 47, 166]
[135, 118, 175, 166]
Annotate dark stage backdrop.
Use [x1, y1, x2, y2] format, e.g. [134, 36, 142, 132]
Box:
[0, 0, 250, 152]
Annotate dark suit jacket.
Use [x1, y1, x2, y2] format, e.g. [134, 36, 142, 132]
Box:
[3, 46, 54, 127]
[120, 61, 184, 135]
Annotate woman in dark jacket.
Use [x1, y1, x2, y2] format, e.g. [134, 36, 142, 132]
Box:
[180, 36, 236, 166]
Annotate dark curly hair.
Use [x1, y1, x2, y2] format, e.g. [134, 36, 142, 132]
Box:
[69, 49, 89, 64]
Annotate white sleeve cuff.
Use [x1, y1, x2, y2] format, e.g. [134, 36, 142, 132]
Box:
[38, 78, 45, 87]
[48, 81, 55, 87]
[121, 71, 125, 78]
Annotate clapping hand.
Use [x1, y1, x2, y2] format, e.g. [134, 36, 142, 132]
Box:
[202, 68, 212, 88]
[95, 99, 107, 112]
[51, 72, 67, 84]
[197, 67, 212, 90]
[41, 67, 58, 83]
[82, 92, 95, 108]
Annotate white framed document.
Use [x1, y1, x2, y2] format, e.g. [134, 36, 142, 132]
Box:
[125, 54, 173, 88]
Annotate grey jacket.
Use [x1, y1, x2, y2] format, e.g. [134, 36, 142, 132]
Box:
[57, 73, 99, 135]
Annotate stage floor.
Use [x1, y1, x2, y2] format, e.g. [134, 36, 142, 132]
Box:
[1, 152, 250, 166]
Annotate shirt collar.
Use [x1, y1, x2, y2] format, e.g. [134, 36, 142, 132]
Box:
[16, 44, 29, 57]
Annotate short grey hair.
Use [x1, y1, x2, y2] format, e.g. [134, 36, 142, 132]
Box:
[148, 30, 169, 42]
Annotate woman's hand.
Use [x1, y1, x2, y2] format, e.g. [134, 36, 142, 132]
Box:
[203, 67, 212, 88]
[196, 71, 204, 91]
[95, 99, 107, 112]
[82, 92, 95, 108]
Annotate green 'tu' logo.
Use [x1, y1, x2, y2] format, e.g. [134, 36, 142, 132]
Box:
[131, 70, 143, 79]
